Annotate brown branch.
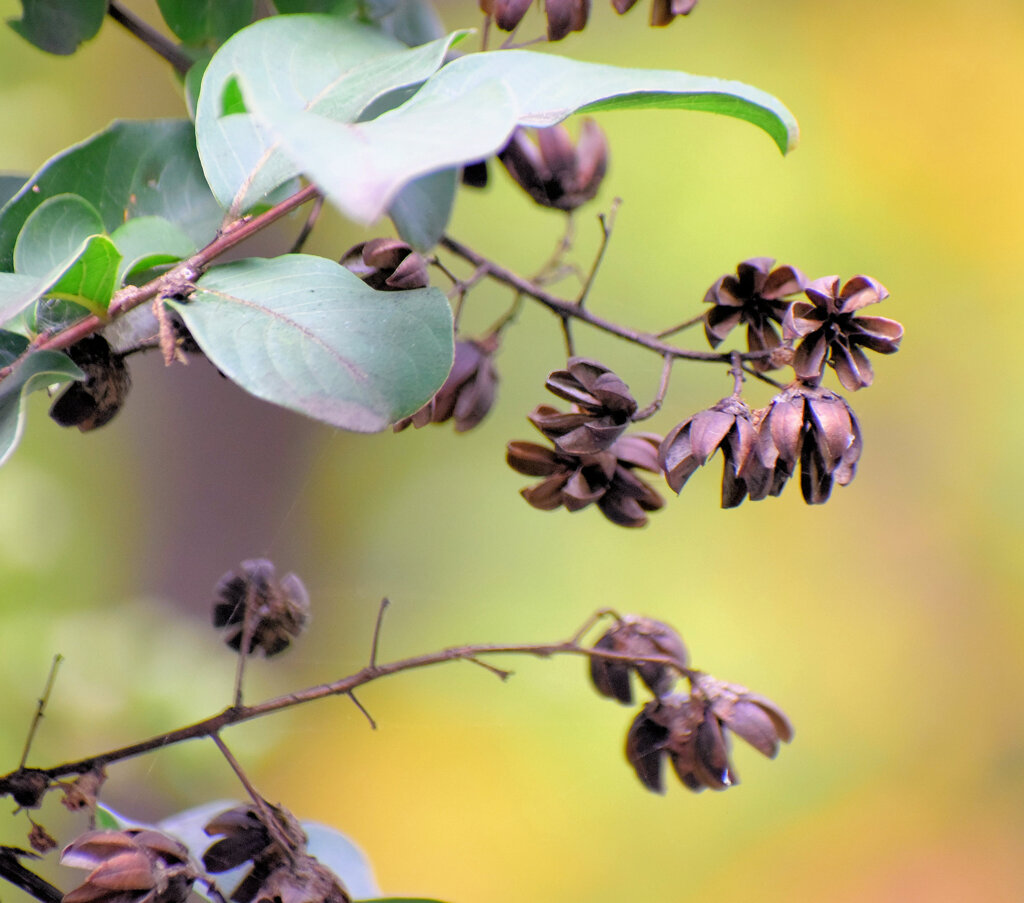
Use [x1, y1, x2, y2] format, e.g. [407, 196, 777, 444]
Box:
[440, 235, 770, 366]
[18, 656, 62, 770]
[107, 2, 193, 76]
[1, 630, 696, 787]
[632, 354, 674, 421]
[0, 184, 321, 383]
[0, 848, 62, 903]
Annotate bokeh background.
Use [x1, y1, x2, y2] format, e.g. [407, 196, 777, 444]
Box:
[1, 0, 1023, 901]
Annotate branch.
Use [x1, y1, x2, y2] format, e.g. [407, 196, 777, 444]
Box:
[0, 185, 321, 383]
[0, 628, 696, 787]
[440, 235, 772, 365]
[107, 2, 194, 76]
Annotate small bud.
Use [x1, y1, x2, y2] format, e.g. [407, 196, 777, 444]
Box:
[212, 560, 310, 657]
[49, 335, 131, 432]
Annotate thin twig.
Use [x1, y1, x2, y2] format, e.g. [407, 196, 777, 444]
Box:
[369, 598, 390, 669]
[439, 235, 770, 366]
[559, 315, 575, 357]
[346, 691, 377, 729]
[210, 733, 298, 865]
[288, 195, 324, 254]
[742, 365, 785, 390]
[576, 199, 619, 309]
[18, 656, 62, 770]
[233, 580, 259, 708]
[632, 354, 675, 421]
[0, 629, 698, 788]
[656, 311, 707, 339]
[729, 350, 745, 396]
[107, 2, 193, 75]
[465, 657, 513, 681]
[0, 184, 320, 383]
[484, 292, 524, 338]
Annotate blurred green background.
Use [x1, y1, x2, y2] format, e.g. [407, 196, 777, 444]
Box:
[1, 0, 1023, 901]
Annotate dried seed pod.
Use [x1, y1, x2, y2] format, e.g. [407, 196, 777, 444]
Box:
[394, 338, 499, 433]
[2, 769, 49, 809]
[340, 239, 429, 291]
[49, 335, 131, 432]
[499, 121, 608, 211]
[212, 560, 310, 657]
[702, 258, 806, 371]
[648, 0, 697, 25]
[658, 396, 757, 507]
[27, 821, 57, 854]
[61, 829, 195, 903]
[783, 274, 901, 390]
[698, 677, 794, 758]
[60, 768, 106, 813]
[589, 616, 688, 704]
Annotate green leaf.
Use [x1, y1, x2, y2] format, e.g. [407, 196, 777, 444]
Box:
[379, 0, 446, 47]
[388, 169, 457, 251]
[0, 120, 223, 272]
[272, 0, 354, 11]
[237, 48, 798, 226]
[195, 16, 467, 212]
[7, 0, 105, 55]
[0, 349, 82, 468]
[156, 0, 254, 46]
[0, 273, 52, 325]
[13, 194, 104, 277]
[13, 195, 122, 316]
[0, 330, 30, 367]
[110, 216, 197, 284]
[170, 255, 453, 432]
[0, 175, 27, 209]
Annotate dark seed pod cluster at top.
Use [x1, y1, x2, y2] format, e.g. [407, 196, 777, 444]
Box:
[212, 559, 310, 657]
[49, 335, 131, 432]
[481, 0, 698, 40]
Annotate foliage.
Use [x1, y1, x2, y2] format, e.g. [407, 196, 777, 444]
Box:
[0, 1, 906, 902]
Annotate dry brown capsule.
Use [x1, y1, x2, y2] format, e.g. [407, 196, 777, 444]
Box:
[647, 0, 696, 26]
[783, 274, 902, 390]
[702, 258, 806, 371]
[589, 616, 688, 704]
[659, 396, 757, 508]
[340, 238, 429, 292]
[507, 432, 664, 528]
[394, 337, 499, 433]
[204, 805, 349, 903]
[739, 383, 861, 505]
[698, 677, 794, 760]
[60, 829, 196, 903]
[49, 335, 131, 432]
[212, 559, 310, 657]
[499, 120, 607, 211]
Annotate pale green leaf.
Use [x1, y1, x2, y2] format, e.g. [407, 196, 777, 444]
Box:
[170, 255, 453, 431]
[0, 350, 83, 468]
[388, 169, 457, 250]
[110, 216, 198, 283]
[0, 120, 223, 272]
[13, 194, 104, 277]
[7, 0, 105, 55]
[195, 16, 467, 212]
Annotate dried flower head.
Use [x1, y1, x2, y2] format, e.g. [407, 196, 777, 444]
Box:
[739, 382, 861, 505]
[783, 275, 902, 390]
[340, 238, 429, 291]
[658, 396, 757, 508]
[28, 821, 57, 854]
[394, 337, 499, 433]
[589, 616, 688, 704]
[507, 432, 664, 527]
[212, 559, 310, 657]
[204, 805, 349, 903]
[499, 120, 608, 211]
[49, 335, 131, 432]
[2, 769, 49, 809]
[60, 768, 106, 813]
[61, 829, 196, 903]
[645, 0, 696, 26]
[702, 258, 806, 371]
[626, 682, 792, 794]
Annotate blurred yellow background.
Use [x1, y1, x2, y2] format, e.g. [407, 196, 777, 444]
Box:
[1, 1, 1022, 901]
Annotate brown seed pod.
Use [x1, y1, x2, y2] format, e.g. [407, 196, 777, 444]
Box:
[212, 560, 310, 657]
[49, 335, 131, 432]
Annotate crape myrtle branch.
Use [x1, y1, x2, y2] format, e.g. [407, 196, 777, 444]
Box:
[0, 627, 697, 789]
[438, 234, 772, 366]
[107, 2, 193, 76]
